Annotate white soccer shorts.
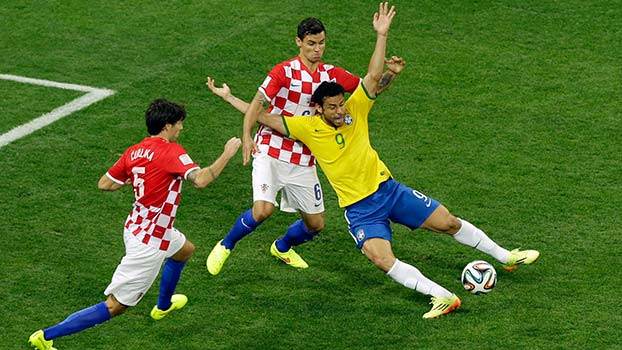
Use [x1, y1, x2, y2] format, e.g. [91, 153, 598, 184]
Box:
[252, 153, 325, 214]
[104, 228, 186, 307]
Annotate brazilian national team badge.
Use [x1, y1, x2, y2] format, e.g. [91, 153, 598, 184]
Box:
[344, 115, 353, 125]
[356, 228, 365, 241]
[261, 184, 269, 193]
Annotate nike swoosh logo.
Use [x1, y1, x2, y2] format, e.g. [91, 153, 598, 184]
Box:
[314, 203, 321, 207]
[241, 218, 251, 229]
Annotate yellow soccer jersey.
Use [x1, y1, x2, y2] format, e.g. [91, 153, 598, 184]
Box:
[283, 83, 391, 207]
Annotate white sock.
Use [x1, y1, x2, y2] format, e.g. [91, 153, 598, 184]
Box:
[453, 219, 510, 263]
[387, 259, 453, 298]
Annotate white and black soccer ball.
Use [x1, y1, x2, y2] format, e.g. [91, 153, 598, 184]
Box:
[461, 260, 497, 294]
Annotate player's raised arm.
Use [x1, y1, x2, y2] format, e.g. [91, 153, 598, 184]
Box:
[187, 137, 241, 188]
[362, 2, 396, 97]
[206, 77, 250, 114]
[256, 112, 288, 137]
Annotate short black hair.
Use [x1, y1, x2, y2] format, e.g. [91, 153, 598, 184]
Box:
[145, 98, 186, 135]
[297, 17, 325, 40]
[311, 82, 345, 107]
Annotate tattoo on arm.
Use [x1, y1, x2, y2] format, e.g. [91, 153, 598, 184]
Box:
[258, 93, 270, 110]
[377, 72, 396, 95]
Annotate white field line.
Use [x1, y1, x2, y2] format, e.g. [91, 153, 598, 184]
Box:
[0, 74, 115, 148]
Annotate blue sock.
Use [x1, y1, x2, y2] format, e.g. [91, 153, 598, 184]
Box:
[221, 209, 261, 250]
[43, 302, 111, 340]
[157, 258, 186, 310]
[275, 219, 318, 252]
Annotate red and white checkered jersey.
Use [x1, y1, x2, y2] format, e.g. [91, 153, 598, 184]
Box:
[106, 137, 199, 252]
[257, 56, 359, 167]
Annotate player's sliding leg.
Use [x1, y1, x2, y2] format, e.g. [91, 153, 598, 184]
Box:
[29, 295, 123, 350]
[206, 204, 267, 275]
[362, 238, 460, 319]
[421, 205, 540, 271]
[151, 240, 194, 320]
[272, 212, 323, 269]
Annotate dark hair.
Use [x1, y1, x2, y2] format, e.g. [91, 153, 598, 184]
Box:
[145, 98, 186, 135]
[297, 17, 325, 40]
[311, 82, 345, 107]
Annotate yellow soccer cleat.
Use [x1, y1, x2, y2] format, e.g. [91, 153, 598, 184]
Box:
[503, 249, 540, 272]
[206, 240, 231, 275]
[270, 241, 309, 269]
[422, 294, 461, 319]
[28, 330, 56, 350]
[150, 294, 188, 320]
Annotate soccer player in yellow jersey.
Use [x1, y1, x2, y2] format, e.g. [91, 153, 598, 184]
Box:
[210, 2, 540, 318]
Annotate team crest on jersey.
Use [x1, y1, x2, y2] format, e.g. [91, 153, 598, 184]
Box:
[356, 229, 365, 241]
[261, 184, 269, 193]
[344, 115, 353, 125]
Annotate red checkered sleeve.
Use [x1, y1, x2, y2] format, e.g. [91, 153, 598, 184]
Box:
[330, 66, 360, 93]
[164, 144, 200, 180]
[106, 150, 130, 185]
[259, 63, 286, 101]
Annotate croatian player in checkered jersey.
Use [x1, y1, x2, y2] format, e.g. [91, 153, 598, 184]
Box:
[210, 3, 540, 318]
[29, 99, 241, 350]
[205, 5, 403, 275]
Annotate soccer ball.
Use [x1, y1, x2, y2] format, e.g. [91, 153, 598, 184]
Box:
[461, 260, 497, 294]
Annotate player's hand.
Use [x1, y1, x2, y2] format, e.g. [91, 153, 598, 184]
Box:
[206, 76, 231, 100]
[373, 2, 396, 36]
[385, 56, 406, 74]
[242, 134, 258, 166]
[223, 137, 242, 159]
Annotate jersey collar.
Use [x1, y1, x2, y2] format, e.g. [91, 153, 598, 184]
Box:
[296, 56, 323, 75]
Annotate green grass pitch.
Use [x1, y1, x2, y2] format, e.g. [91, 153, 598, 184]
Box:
[1, 1, 620, 349]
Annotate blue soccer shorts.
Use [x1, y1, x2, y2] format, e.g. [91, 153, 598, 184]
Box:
[344, 179, 440, 249]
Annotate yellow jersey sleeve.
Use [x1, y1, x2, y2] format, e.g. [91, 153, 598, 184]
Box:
[282, 115, 312, 144]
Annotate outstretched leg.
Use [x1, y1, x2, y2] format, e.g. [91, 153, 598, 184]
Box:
[421, 205, 539, 270]
[29, 295, 121, 350]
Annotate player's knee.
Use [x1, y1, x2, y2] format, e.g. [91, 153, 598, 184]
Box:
[447, 215, 461, 233]
[440, 214, 461, 234]
[106, 296, 128, 317]
[181, 241, 195, 260]
[109, 305, 127, 317]
[367, 252, 395, 272]
[185, 241, 196, 257]
[173, 240, 195, 262]
[252, 204, 274, 222]
[430, 206, 461, 233]
[306, 219, 324, 232]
